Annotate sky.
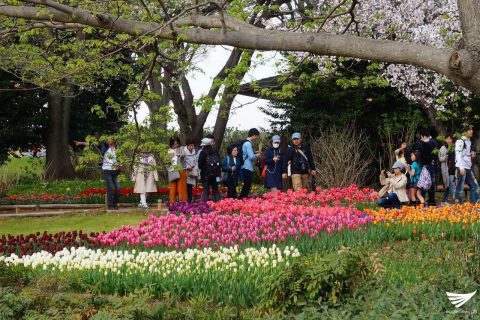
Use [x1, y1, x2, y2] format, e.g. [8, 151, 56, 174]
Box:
[135, 46, 282, 130]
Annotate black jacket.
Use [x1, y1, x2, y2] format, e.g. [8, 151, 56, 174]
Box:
[406, 138, 438, 165]
[283, 143, 315, 175]
[198, 145, 220, 181]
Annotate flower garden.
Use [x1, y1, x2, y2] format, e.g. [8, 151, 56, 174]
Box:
[2, 185, 480, 319]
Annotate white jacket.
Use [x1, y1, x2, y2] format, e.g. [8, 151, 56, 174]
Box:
[455, 137, 472, 170]
[183, 146, 198, 185]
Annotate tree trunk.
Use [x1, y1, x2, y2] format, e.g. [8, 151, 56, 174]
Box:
[45, 87, 76, 180]
[213, 51, 253, 148]
[423, 106, 447, 136]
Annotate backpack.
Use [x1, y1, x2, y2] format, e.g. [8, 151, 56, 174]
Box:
[416, 166, 432, 191]
[206, 152, 222, 177]
[236, 139, 251, 162]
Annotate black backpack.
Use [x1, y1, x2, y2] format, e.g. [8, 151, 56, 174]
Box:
[206, 153, 222, 177]
[236, 139, 251, 162]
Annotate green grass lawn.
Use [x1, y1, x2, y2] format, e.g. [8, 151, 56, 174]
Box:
[0, 156, 45, 178]
[0, 212, 149, 235]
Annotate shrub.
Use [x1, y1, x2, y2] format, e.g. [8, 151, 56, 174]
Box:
[261, 247, 369, 313]
[310, 124, 374, 188]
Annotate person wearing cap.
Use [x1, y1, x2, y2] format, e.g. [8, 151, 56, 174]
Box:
[239, 128, 261, 199]
[198, 137, 221, 202]
[132, 148, 158, 209]
[454, 126, 479, 203]
[264, 135, 285, 192]
[378, 161, 408, 209]
[168, 136, 187, 203]
[282, 132, 316, 191]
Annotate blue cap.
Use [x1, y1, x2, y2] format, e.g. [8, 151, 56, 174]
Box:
[271, 135, 281, 142]
[292, 132, 302, 139]
[392, 161, 405, 170]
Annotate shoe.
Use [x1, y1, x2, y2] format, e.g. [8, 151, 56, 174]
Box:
[441, 201, 450, 206]
[107, 206, 118, 211]
[138, 204, 149, 210]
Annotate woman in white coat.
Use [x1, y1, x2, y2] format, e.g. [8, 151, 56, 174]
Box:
[183, 139, 198, 202]
[132, 150, 158, 209]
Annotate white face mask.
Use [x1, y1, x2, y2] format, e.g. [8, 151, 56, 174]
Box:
[273, 142, 280, 147]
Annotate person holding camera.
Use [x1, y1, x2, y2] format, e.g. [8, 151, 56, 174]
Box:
[75, 137, 122, 210]
[282, 132, 316, 191]
[378, 161, 408, 209]
[102, 137, 122, 210]
[239, 128, 261, 199]
[454, 126, 479, 204]
[264, 135, 284, 192]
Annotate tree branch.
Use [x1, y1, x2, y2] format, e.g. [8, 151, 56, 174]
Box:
[2, 3, 480, 92]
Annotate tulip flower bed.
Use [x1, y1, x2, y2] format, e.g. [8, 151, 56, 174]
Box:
[95, 208, 373, 250]
[208, 185, 378, 216]
[0, 245, 300, 306]
[3, 186, 480, 316]
[365, 203, 480, 224]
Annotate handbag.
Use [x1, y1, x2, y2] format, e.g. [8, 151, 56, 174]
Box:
[188, 167, 199, 178]
[168, 170, 180, 183]
[262, 166, 267, 177]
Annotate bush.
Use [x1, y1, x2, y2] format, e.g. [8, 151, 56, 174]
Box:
[310, 124, 374, 188]
[261, 247, 369, 313]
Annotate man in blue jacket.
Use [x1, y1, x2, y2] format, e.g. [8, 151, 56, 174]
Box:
[239, 128, 261, 199]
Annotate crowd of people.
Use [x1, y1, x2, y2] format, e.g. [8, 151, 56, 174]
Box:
[84, 126, 479, 211]
[88, 128, 317, 210]
[166, 128, 317, 207]
[378, 127, 479, 208]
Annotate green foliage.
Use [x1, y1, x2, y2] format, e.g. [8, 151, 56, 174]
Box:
[76, 112, 171, 181]
[261, 247, 368, 312]
[262, 60, 420, 140]
[0, 287, 30, 320]
[0, 70, 47, 165]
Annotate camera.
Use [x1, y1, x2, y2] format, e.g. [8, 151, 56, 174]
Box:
[300, 160, 307, 171]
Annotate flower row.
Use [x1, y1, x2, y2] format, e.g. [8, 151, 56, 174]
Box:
[364, 203, 480, 224]
[208, 185, 378, 216]
[4, 186, 227, 203]
[0, 231, 104, 256]
[0, 245, 300, 275]
[96, 208, 372, 249]
[165, 200, 214, 215]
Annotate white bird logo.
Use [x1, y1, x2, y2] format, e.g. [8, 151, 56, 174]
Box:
[446, 291, 477, 308]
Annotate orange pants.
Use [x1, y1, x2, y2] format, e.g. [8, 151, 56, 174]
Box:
[169, 170, 188, 202]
